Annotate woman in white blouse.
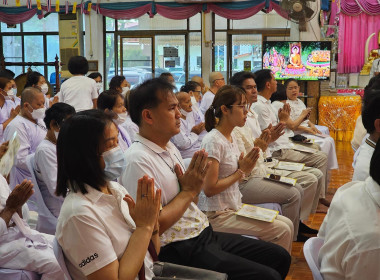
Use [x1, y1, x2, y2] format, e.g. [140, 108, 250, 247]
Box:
[199, 85, 294, 253]
[55, 110, 161, 280]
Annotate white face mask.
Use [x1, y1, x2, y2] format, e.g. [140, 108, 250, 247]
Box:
[54, 130, 59, 141]
[114, 112, 128, 125]
[7, 89, 14, 97]
[180, 108, 190, 117]
[30, 107, 46, 120]
[12, 88, 17, 96]
[40, 83, 49, 95]
[121, 87, 130, 97]
[190, 96, 197, 105]
[96, 83, 102, 92]
[102, 146, 127, 181]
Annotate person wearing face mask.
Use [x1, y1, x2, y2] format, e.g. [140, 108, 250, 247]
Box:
[171, 92, 205, 160]
[88, 72, 103, 95]
[122, 92, 139, 142]
[97, 90, 132, 152]
[0, 77, 20, 142]
[109, 75, 131, 97]
[3, 87, 47, 211]
[55, 109, 162, 280]
[24, 71, 51, 108]
[33, 103, 75, 221]
[180, 81, 204, 121]
[0, 69, 20, 106]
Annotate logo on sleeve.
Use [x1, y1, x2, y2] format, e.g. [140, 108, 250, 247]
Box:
[79, 253, 99, 268]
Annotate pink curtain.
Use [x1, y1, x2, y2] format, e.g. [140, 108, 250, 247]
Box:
[208, 3, 266, 20]
[96, 4, 152, 20]
[155, 4, 203, 19]
[0, 8, 37, 24]
[341, 0, 380, 15]
[338, 13, 380, 73]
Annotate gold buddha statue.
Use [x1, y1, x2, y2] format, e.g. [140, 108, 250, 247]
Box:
[360, 32, 380, 75]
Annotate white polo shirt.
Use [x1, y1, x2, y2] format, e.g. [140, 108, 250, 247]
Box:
[56, 181, 154, 280]
[352, 137, 376, 181]
[252, 95, 292, 154]
[120, 134, 209, 246]
[318, 177, 380, 280]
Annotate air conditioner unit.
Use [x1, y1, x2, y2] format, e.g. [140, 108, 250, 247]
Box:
[58, 13, 84, 78]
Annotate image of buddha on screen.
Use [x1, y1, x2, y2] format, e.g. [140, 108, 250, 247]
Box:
[288, 43, 303, 69]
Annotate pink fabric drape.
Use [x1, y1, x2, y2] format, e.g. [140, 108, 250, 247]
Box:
[338, 12, 380, 73]
[0, 8, 37, 24]
[208, 3, 266, 20]
[155, 4, 203, 20]
[341, 0, 380, 15]
[96, 4, 152, 20]
[268, 2, 290, 20]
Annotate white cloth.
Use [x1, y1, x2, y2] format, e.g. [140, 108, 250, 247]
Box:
[252, 95, 293, 154]
[370, 58, 380, 77]
[318, 177, 380, 280]
[56, 181, 154, 280]
[199, 90, 215, 115]
[121, 114, 139, 142]
[4, 115, 47, 189]
[0, 175, 64, 280]
[34, 139, 63, 218]
[0, 100, 17, 142]
[198, 129, 242, 211]
[351, 116, 367, 152]
[352, 137, 376, 181]
[117, 124, 132, 152]
[120, 134, 209, 246]
[171, 112, 201, 159]
[58, 76, 97, 112]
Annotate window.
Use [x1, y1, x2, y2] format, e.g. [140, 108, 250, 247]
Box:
[0, 13, 59, 80]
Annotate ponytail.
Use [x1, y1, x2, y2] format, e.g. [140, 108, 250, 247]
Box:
[205, 105, 217, 132]
[370, 140, 380, 185]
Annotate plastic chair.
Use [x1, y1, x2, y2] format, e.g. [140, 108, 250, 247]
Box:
[53, 238, 72, 280]
[303, 237, 324, 280]
[25, 154, 57, 235]
[0, 268, 40, 280]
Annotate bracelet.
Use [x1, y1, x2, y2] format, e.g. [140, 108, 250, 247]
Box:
[236, 169, 246, 180]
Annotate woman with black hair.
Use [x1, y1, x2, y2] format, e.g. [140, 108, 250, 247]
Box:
[88, 72, 103, 94]
[319, 140, 380, 279]
[97, 90, 132, 152]
[0, 77, 20, 142]
[34, 103, 75, 221]
[55, 109, 161, 280]
[24, 71, 50, 108]
[109, 75, 130, 97]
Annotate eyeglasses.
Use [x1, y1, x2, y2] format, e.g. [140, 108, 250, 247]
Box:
[213, 78, 225, 83]
[229, 103, 250, 111]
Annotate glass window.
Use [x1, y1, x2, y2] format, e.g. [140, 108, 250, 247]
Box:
[106, 17, 116, 31]
[118, 14, 187, 31]
[47, 35, 60, 82]
[215, 14, 227, 30]
[232, 34, 262, 75]
[23, 13, 59, 32]
[2, 36, 23, 76]
[189, 13, 201, 30]
[189, 32, 201, 77]
[24, 35, 44, 75]
[105, 33, 115, 87]
[214, 32, 227, 80]
[0, 22, 20, 32]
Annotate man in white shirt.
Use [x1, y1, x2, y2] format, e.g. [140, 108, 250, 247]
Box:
[370, 57, 380, 77]
[57, 56, 98, 112]
[252, 69, 328, 209]
[171, 91, 205, 159]
[318, 141, 380, 279]
[0, 166, 64, 279]
[121, 78, 291, 280]
[199, 72, 225, 114]
[352, 91, 380, 181]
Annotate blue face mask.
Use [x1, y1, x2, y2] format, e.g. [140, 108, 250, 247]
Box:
[102, 146, 127, 181]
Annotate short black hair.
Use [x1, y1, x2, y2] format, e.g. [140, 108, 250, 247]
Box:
[68, 56, 89, 75]
[370, 140, 380, 185]
[0, 77, 10, 90]
[254, 69, 273, 92]
[0, 69, 15, 80]
[88, 72, 102, 80]
[180, 81, 200, 93]
[365, 75, 380, 90]
[56, 109, 114, 197]
[159, 72, 174, 82]
[43, 102, 76, 129]
[230, 71, 256, 87]
[97, 89, 122, 111]
[284, 78, 298, 89]
[362, 90, 380, 134]
[270, 83, 287, 102]
[24, 71, 43, 89]
[129, 78, 175, 126]
[109, 75, 126, 90]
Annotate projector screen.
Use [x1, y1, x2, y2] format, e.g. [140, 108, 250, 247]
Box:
[262, 41, 331, 81]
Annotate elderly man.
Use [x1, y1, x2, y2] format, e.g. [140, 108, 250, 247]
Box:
[199, 72, 225, 114]
[191, 75, 208, 95]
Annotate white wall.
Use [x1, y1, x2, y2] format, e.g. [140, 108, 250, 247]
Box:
[84, 13, 104, 78]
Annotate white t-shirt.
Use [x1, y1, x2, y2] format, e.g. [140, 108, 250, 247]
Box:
[56, 181, 154, 280]
[199, 90, 215, 115]
[352, 137, 376, 181]
[318, 177, 380, 280]
[58, 76, 98, 112]
[198, 129, 242, 211]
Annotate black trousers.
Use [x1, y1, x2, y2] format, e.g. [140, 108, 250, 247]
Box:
[158, 226, 291, 280]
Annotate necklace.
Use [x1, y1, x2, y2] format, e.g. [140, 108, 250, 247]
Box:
[135, 141, 185, 174]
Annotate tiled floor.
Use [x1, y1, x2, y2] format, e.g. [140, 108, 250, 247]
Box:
[286, 141, 354, 280]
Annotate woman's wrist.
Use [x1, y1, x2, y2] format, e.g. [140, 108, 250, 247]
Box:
[236, 169, 246, 180]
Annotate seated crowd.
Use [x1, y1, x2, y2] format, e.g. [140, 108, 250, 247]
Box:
[0, 55, 378, 280]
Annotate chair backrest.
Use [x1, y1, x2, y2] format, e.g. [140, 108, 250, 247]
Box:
[25, 154, 57, 235]
[303, 237, 324, 280]
[53, 237, 73, 280]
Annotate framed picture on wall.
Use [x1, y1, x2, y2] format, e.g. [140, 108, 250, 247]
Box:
[88, 60, 99, 71]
